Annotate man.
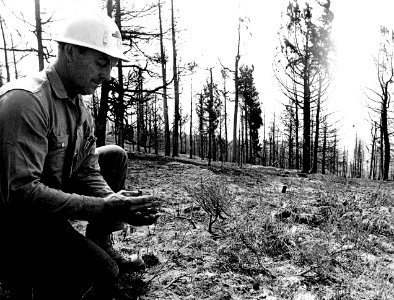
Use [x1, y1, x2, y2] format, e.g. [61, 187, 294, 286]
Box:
[0, 11, 160, 300]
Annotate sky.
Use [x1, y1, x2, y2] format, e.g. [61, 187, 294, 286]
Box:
[330, 0, 394, 148]
[1, 0, 394, 153]
[176, 0, 394, 150]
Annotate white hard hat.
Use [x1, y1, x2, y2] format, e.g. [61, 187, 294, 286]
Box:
[53, 11, 129, 61]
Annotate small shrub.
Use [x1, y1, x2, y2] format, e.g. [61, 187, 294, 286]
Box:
[184, 177, 233, 235]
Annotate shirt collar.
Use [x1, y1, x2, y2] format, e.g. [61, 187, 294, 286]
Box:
[46, 65, 87, 113]
[46, 65, 69, 99]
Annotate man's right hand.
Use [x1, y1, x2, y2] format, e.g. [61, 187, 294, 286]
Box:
[103, 191, 161, 226]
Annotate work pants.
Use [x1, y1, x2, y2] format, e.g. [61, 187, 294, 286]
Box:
[0, 145, 128, 300]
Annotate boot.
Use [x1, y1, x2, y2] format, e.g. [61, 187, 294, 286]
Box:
[86, 225, 146, 274]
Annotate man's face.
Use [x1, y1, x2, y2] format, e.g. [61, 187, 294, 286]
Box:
[69, 47, 118, 95]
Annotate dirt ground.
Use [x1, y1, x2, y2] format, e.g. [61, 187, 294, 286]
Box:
[109, 154, 394, 300]
[2, 154, 394, 300]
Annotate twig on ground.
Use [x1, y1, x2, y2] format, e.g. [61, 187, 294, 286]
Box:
[164, 274, 189, 289]
[172, 215, 198, 229]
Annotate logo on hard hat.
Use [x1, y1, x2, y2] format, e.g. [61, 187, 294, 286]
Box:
[112, 31, 121, 39]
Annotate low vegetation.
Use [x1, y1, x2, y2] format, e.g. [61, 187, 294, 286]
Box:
[2, 155, 394, 299]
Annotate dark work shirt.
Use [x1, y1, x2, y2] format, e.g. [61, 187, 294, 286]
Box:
[0, 65, 112, 220]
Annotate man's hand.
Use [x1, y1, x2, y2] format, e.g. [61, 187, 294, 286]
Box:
[118, 190, 142, 197]
[103, 191, 161, 226]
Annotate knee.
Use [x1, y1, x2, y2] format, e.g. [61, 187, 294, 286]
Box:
[118, 147, 128, 165]
[98, 145, 128, 168]
[95, 256, 119, 287]
[91, 259, 119, 299]
[111, 145, 127, 158]
[110, 145, 127, 166]
[105, 258, 120, 283]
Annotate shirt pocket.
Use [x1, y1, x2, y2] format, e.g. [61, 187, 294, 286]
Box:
[43, 134, 69, 188]
[48, 134, 69, 151]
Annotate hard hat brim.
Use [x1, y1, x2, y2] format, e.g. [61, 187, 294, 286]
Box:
[53, 37, 130, 62]
[53, 11, 130, 62]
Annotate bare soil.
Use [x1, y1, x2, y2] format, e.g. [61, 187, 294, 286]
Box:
[2, 154, 394, 300]
[114, 154, 394, 300]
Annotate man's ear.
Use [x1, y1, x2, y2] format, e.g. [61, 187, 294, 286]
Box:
[63, 44, 76, 62]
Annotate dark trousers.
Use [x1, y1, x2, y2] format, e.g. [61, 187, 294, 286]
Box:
[0, 145, 128, 300]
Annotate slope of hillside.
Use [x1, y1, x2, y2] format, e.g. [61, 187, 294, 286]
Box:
[113, 155, 394, 300]
[2, 154, 394, 300]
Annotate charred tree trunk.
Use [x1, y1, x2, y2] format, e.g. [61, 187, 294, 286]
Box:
[96, 81, 110, 147]
[171, 0, 180, 157]
[96, 0, 113, 147]
[382, 95, 390, 180]
[153, 95, 159, 154]
[0, 15, 10, 82]
[223, 79, 228, 162]
[244, 106, 249, 163]
[189, 80, 193, 159]
[10, 35, 18, 79]
[34, 0, 44, 71]
[158, 0, 170, 156]
[322, 123, 327, 174]
[311, 75, 322, 174]
[369, 122, 377, 179]
[136, 69, 143, 152]
[199, 93, 204, 160]
[288, 109, 294, 169]
[115, 0, 124, 148]
[232, 19, 241, 163]
[302, 55, 311, 173]
[208, 68, 214, 166]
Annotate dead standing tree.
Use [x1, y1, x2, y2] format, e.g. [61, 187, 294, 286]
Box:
[171, 0, 180, 157]
[0, 14, 10, 82]
[0, 0, 55, 80]
[220, 16, 246, 164]
[114, 0, 125, 148]
[221, 68, 229, 162]
[232, 17, 241, 163]
[96, 1, 170, 148]
[197, 92, 205, 160]
[275, 0, 334, 173]
[237, 65, 262, 164]
[158, 0, 170, 156]
[34, 0, 44, 71]
[189, 79, 193, 158]
[365, 26, 394, 180]
[96, 0, 114, 147]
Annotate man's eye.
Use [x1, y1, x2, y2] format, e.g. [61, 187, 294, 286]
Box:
[97, 61, 108, 68]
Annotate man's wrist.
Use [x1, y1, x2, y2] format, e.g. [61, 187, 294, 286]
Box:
[80, 195, 106, 221]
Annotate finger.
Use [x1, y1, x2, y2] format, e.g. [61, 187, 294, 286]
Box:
[132, 207, 159, 217]
[126, 195, 157, 203]
[145, 200, 161, 208]
[127, 198, 162, 210]
[144, 207, 159, 214]
[143, 214, 160, 224]
[119, 190, 142, 197]
[126, 202, 160, 213]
